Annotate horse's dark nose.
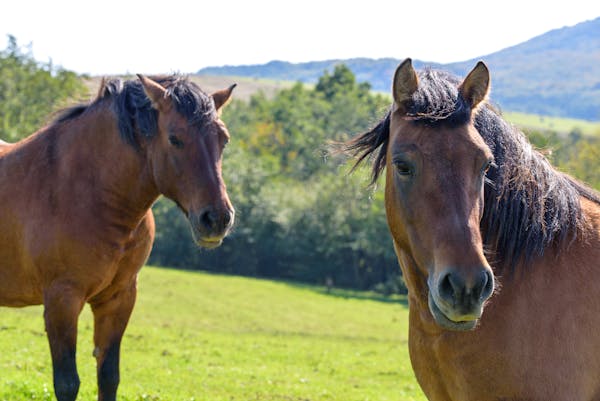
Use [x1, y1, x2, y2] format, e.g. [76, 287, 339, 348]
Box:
[200, 208, 218, 231]
[198, 206, 234, 235]
[437, 268, 494, 311]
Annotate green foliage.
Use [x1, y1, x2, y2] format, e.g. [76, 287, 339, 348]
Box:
[0, 35, 87, 141]
[525, 128, 600, 191]
[562, 140, 600, 189]
[0, 267, 425, 401]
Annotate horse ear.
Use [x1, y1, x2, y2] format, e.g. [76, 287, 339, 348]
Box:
[137, 74, 170, 111]
[393, 58, 419, 114]
[97, 77, 108, 99]
[459, 61, 490, 109]
[212, 83, 237, 112]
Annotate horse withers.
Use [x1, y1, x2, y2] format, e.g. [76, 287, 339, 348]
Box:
[346, 59, 600, 400]
[0, 75, 236, 401]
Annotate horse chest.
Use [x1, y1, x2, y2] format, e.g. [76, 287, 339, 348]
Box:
[409, 294, 600, 401]
[408, 304, 519, 401]
[409, 331, 513, 400]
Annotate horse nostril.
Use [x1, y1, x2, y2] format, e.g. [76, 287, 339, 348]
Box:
[478, 270, 494, 300]
[438, 269, 493, 306]
[438, 271, 462, 304]
[200, 208, 218, 231]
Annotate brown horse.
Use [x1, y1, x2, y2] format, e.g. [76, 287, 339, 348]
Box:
[0, 75, 235, 401]
[346, 59, 600, 400]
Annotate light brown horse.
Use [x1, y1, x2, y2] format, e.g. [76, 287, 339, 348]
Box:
[0, 75, 236, 401]
[346, 59, 600, 400]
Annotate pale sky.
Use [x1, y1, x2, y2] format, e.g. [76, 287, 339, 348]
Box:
[1, 0, 599, 76]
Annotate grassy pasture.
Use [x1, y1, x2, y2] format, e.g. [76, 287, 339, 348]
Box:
[504, 111, 600, 136]
[0, 266, 426, 401]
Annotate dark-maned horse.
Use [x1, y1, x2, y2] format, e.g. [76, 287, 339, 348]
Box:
[0, 75, 236, 401]
[346, 59, 600, 400]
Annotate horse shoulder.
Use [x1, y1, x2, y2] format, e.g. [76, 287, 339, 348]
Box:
[85, 210, 155, 306]
[116, 210, 155, 277]
[127, 209, 155, 258]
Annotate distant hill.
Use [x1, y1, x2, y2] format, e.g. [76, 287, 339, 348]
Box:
[84, 75, 292, 102]
[446, 17, 600, 121]
[198, 17, 600, 121]
[198, 58, 441, 99]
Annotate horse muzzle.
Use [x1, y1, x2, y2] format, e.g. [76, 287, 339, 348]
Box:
[427, 267, 494, 331]
[188, 206, 235, 249]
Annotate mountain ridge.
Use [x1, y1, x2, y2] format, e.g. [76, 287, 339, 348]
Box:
[198, 17, 600, 121]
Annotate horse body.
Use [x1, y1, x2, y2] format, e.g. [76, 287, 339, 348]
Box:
[0, 104, 155, 307]
[348, 59, 600, 401]
[0, 75, 235, 401]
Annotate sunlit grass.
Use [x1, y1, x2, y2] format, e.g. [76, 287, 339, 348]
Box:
[0, 266, 425, 401]
[504, 111, 600, 136]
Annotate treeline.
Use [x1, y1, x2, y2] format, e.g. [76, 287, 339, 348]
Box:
[2, 37, 600, 294]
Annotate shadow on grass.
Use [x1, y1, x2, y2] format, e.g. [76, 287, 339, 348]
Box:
[282, 281, 409, 307]
[149, 265, 409, 307]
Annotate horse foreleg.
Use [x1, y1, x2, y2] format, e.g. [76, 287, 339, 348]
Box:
[90, 280, 137, 401]
[43, 283, 85, 401]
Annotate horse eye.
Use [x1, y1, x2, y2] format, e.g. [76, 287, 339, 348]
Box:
[394, 160, 413, 176]
[168, 135, 184, 149]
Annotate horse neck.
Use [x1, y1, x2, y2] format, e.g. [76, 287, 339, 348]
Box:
[394, 243, 429, 308]
[52, 105, 159, 229]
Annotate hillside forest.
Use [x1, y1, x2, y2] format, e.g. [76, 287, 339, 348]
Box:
[2, 37, 600, 294]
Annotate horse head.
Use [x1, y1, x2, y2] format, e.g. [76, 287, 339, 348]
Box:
[138, 75, 235, 249]
[385, 59, 495, 330]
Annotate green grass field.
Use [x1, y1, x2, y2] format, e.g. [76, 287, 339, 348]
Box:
[0, 266, 426, 401]
[504, 111, 600, 136]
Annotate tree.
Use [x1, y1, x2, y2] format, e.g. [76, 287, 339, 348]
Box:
[0, 35, 87, 142]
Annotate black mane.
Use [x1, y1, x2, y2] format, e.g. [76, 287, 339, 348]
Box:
[404, 69, 471, 126]
[346, 67, 600, 271]
[53, 75, 216, 149]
